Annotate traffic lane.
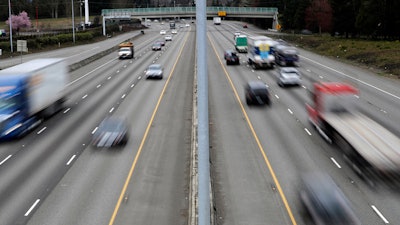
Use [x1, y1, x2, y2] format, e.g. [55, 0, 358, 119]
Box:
[207, 36, 295, 225]
[206, 33, 390, 221]
[296, 50, 400, 135]
[0, 51, 149, 224]
[26, 26, 193, 225]
[249, 65, 400, 224]
[245, 93, 385, 225]
[0, 30, 145, 69]
[112, 27, 195, 225]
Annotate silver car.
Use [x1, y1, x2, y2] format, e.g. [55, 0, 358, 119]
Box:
[277, 67, 301, 87]
[145, 64, 163, 79]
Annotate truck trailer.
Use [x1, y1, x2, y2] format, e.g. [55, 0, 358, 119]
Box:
[235, 35, 248, 53]
[0, 58, 68, 139]
[306, 82, 400, 180]
[118, 42, 134, 59]
[247, 36, 276, 69]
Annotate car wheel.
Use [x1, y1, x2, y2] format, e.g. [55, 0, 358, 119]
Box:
[246, 97, 251, 105]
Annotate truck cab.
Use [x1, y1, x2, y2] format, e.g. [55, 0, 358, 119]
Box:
[118, 42, 134, 59]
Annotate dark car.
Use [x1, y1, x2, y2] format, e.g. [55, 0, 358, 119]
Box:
[152, 43, 162, 51]
[91, 117, 129, 148]
[300, 172, 361, 225]
[243, 24, 248, 28]
[224, 50, 240, 65]
[245, 81, 271, 106]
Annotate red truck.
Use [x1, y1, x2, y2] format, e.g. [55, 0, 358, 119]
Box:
[306, 82, 400, 180]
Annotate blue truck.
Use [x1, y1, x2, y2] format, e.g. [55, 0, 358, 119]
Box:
[0, 58, 68, 139]
[274, 44, 299, 66]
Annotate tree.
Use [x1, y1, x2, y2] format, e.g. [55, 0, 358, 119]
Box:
[330, 0, 360, 38]
[304, 0, 333, 33]
[6, 11, 32, 34]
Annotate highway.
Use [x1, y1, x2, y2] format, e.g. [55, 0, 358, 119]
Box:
[0, 20, 399, 225]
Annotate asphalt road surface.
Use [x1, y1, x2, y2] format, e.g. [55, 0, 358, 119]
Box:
[0, 20, 398, 225]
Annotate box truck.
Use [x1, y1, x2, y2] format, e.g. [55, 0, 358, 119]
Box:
[0, 58, 68, 139]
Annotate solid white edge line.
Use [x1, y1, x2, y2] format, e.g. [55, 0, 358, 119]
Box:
[330, 157, 341, 168]
[37, 127, 47, 134]
[371, 205, 389, 224]
[66, 155, 76, 166]
[0, 154, 12, 165]
[24, 199, 40, 216]
[301, 55, 400, 101]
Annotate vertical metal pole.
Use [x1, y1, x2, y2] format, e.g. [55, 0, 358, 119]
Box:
[196, 0, 210, 225]
[71, 0, 75, 43]
[8, 0, 13, 53]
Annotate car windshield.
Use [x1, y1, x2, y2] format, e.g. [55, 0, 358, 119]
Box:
[148, 65, 161, 71]
[99, 118, 125, 132]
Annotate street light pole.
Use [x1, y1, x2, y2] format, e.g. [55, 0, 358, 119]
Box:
[8, 0, 13, 53]
[71, 0, 75, 43]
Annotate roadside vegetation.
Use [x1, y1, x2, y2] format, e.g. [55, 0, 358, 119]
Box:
[275, 34, 400, 78]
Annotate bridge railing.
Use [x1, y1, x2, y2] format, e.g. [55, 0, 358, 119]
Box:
[102, 7, 278, 17]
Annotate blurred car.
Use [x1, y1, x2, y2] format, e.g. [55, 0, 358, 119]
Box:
[165, 34, 172, 41]
[160, 30, 166, 35]
[156, 40, 165, 46]
[243, 24, 248, 28]
[179, 25, 184, 28]
[91, 117, 129, 147]
[224, 50, 240, 65]
[185, 23, 190, 27]
[300, 172, 361, 225]
[277, 67, 301, 87]
[234, 31, 241, 39]
[145, 64, 163, 79]
[171, 29, 177, 34]
[245, 81, 271, 106]
[152, 42, 162, 51]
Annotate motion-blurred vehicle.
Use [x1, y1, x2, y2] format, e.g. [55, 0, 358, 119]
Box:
[235, 35, 248, 53]
[152, 43, 162, 51]
[118, 42, 134, 59]
[171, 29, 177, 34]
[160, 30, 166, 35]
[300, 172, 361, 225]
[213, 17, 221, 25]
[247, 36, 276, 69]
[185, 23, 190, 27]
[91, 117, 129, 148]
[243, 24, 248, 28]
[274, 44, 299, 66]
[245, 81, 271, 106]
[277, 67, 301, 87]
[234, 31, 241, 39]
[156, 40, 165, 46]
[224, 50, 240, 65]
[307, 82, 400, 180]
[145, 64, 163, 79]
[0, 58, 68, 139]
[164, 34, 172, 41]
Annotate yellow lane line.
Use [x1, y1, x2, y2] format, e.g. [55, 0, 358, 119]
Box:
[208, 35, 298, 225]
[108, 30, 192, 225]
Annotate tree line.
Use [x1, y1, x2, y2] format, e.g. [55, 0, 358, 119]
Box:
[0, 0, 399, 39]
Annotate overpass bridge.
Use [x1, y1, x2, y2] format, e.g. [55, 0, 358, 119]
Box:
[101, 7, 278, 35]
